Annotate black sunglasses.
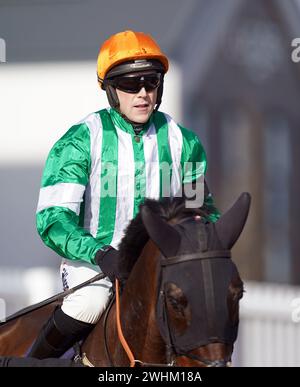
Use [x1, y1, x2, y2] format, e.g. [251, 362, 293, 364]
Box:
[106, 73, 161, 93]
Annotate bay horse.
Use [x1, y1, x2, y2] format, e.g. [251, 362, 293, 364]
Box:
[0, 193, 250, 367]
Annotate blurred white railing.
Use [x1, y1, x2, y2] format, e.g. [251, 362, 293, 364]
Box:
[1, 269, 300, 366]
[0, 266, 61, 320]
[234, 281, 300, 367]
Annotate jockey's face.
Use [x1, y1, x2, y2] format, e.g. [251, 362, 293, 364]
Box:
[115, 72, 158, 124]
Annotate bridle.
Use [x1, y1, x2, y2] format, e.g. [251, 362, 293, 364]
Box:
[157, 250, 233, 368]
[102, 248, 234, 367]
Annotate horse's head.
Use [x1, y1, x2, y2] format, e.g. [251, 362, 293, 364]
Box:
[139, 192, 251, 367]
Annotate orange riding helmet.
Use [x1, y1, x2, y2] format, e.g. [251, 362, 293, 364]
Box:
[97, 30, 169, 113]
[97, 30, 169, 85]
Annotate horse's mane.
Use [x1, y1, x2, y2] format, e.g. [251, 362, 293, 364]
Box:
[118, 196, 211, 270]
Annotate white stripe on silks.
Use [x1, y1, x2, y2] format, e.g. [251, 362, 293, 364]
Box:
[110, 127, 135, 249]
[37, 183, 85, 215]
[165, 114, 183, 197]
[82, 112, 103, 237]
[143, 123, 160, 200]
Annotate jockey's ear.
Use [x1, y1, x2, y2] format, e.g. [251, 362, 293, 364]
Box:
[141, 206, 181, 258]
[215, 192, 251, 250]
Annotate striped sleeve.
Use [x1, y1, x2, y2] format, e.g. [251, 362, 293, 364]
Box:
[36, 122, 102, 264]
[179, 125, 207, 184]
[179, 124, 220, 222]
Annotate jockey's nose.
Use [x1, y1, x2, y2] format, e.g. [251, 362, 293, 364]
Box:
[137, 87, 147, 96]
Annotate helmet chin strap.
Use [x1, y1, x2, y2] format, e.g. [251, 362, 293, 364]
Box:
[105, 72, 164, 119]
[105, 85, 161, 134]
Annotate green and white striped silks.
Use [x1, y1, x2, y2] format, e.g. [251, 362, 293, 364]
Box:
[36, 108, 219, 264]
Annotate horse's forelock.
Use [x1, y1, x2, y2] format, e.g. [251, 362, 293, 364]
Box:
[143, 197, 208, 222]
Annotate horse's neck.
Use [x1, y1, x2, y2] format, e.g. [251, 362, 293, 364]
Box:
[119, 240, 165, 361]
[122, 240, 158, 325]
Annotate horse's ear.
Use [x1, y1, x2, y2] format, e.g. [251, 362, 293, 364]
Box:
[141, 206, 181, 257]
[215, 192, 251, 250]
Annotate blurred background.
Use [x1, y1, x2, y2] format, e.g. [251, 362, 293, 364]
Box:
[0, 0, 300, 366]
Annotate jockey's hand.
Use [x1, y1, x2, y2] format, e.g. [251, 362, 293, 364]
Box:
[94, 246, 129, 284]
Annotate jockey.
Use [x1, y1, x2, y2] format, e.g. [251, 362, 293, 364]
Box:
[29, 30, 220, 359]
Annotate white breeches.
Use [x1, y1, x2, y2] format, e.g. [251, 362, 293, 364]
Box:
[60, 259, 113, 324]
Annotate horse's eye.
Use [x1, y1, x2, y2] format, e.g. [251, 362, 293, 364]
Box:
[237, 290, 244, 301]
[227, 276, 244, 326]
[165, 283, 189, 316]
[164, 282, 192, 335]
